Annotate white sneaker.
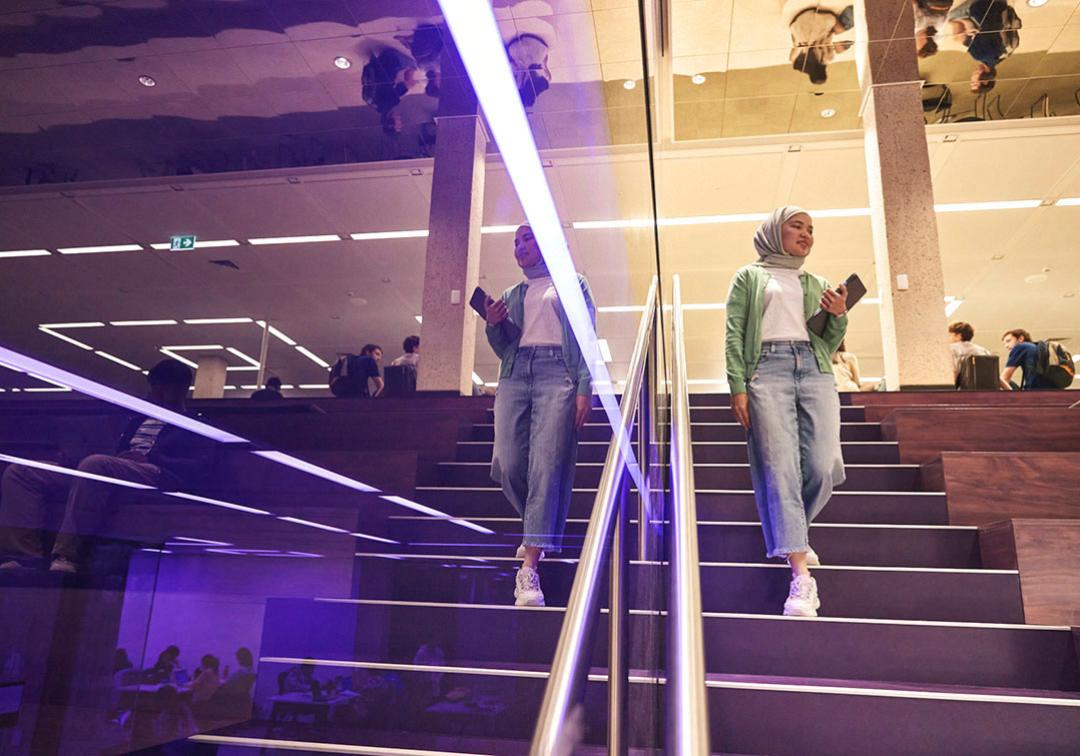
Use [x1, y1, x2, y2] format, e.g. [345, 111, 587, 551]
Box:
[49, 556, 77, 574]
[0, 560, 23, 570]
[806, 546, 820, 567]
[515, 544, 545, 560]
[783, 574, 819, 617]
[514, 566, 545, 607]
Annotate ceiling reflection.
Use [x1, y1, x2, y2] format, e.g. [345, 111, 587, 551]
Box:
[0, 1, 1077, 185]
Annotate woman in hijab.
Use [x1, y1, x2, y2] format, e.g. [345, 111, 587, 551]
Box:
[724, 207, 848, 616]
[485, 225, 595, 607]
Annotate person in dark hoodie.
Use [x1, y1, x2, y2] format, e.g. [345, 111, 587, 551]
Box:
[0, 359, 214, 573]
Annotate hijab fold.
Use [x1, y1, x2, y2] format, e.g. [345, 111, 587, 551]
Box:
[523, 262, 550, 280]
[753, 205, 809, 270]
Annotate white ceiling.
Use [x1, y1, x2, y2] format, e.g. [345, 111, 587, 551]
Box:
[1, 116, 1078, 395]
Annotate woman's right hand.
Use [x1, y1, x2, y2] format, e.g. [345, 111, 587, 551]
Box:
[485, 297, 509, 326]
[732, 392, 751, 430]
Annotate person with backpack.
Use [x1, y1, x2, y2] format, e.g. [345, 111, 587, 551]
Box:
[1000, 329, 1073, 390]
[330, 344, 384, 398]
[484, 224, 595, 607]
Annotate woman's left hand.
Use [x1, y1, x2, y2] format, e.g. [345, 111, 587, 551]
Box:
[575, 395, 591, 430]
[821, 283, 848, 317]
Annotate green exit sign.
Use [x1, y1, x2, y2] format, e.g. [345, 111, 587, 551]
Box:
[170, 235, 197, 251]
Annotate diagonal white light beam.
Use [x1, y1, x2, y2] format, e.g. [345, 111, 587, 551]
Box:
[437, 0, 641, 489]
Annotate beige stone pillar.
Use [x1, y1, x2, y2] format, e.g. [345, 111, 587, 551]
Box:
[416, 114, 488, 395]
[193, 355, 227, 398]
[858, 1, 954, 389]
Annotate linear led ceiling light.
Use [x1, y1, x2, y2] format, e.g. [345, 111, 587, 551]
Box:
[248, 234, 341, 246]
[0, 249, 51, 258]
[226, 347, 261, 367]
[40, 322, 105, 329]
[57, 244, 143, 255]
[255, 321, 296, 346]
[185, 317, 254, 325]
[110, 319, 179, 327]
[437, 0, 641, 489]
[1055, 197, 1080, 206]
[39, 327, 93, 351]
[295, 345, 330, 369]
[934, 200, 1040, 213]
[94, 350, 142, 371]
[349, 230, 428, 240]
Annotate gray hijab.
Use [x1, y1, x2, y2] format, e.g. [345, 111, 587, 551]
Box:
[753, 205, 810, 270]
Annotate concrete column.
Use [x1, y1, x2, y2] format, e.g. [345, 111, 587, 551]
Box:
[858, 1, 954, 389]
[417, 115, 487, 395]
[193, 355, 227, 398]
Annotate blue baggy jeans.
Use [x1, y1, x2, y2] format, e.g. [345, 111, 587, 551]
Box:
[746, 341, 845, 559]
[491, 346, 579, 553]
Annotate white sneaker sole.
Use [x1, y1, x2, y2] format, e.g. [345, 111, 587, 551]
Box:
[514, 592, 545, 607]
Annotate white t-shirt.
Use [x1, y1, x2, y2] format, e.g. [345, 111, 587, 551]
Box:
[760, 267, 810, 342]
[950, 340, 992, 377]
[519, 276, 563, 347]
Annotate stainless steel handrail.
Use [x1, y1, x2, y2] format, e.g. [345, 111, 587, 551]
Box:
[668, 274, 711, 754]
[530, 277, 658, 756]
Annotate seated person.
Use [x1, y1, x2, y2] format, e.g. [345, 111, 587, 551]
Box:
[0, 359, 215, 573]
[390, 335, 420, 368]
[831, 341, 864, 392]
[948, 321, 992, 381]
[1001, 328, 1053, 390]
[249, 376, 284, 400]
[281, 660, 319, 695]
[187, 654, 222, 704]
[330, 344, 384, 398]
[144, 646, 182, 684]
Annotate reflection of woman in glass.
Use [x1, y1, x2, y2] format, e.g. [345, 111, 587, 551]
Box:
[485, 225, 594, 607]
[725, 207, 848, 617]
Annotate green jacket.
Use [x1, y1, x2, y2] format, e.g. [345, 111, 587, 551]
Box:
[724, 264, 848, 395]
[485, 274, 595, 397]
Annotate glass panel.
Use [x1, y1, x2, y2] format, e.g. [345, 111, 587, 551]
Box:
[0, 1, 670, 754]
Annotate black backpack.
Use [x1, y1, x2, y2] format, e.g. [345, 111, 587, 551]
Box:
[330, 354, 365, 397]
[1035, 340, 1075, 389]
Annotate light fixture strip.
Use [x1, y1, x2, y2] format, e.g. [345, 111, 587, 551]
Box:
[0, 249, 51, 258]
[295, 345, 330, 369]
[57, 244, 143, 255]
[247, 235, 341, 246]
[276, 516, 349, 534]
[39, 322, 105, 329]
[94, 350, 142, 371]
[110, 319, 179, 327]
[226, 346, 261, 367]
[184, 317, 254, 325]
[255, 321, 297, 346]
[349, 230, 429, 240]
[39, 327, 94, 351]
[149, 240, 240, 250]
[158, 348, 200, 370]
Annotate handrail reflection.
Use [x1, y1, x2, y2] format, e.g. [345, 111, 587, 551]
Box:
[668, 274, 711, 753]
[529, 278, 658, 756]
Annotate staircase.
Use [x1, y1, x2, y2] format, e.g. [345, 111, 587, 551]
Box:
[193, 393, 1080, 755]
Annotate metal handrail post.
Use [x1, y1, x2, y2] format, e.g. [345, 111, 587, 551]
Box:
[667, 274, 711, 754]
[607, 472, 630, 756]
[637, 309, 653, 562]
[529, 279, 657, 756]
